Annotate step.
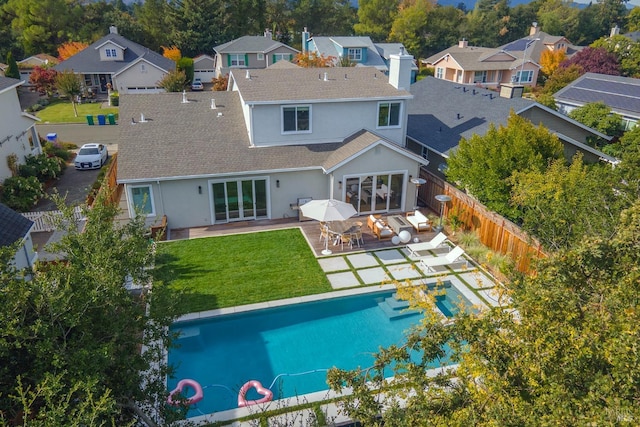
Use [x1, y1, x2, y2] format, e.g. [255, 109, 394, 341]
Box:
[378, 301, 420, 320]
[385, 296, 410, 310]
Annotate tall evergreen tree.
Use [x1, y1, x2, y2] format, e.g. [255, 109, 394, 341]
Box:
[5, 51, 19, 79]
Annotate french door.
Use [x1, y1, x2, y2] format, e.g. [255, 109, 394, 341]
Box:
[344, 173, 404, 215]
[211, 179, 267, 223]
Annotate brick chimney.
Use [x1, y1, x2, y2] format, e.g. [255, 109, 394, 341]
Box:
[109, 25, 118, 35]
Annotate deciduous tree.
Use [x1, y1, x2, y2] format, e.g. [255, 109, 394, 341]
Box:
[388, 0, 433, 58]
[57, 41, 89, 60]
[157, 69, 187, 92]
[29, 65, 58, 97]
[541, 64, 582, 94]
[539, 47, 566, 77]
[355, 0, 400, 41]
[162, 45, 181, 62]
[54, 70, 82, 117]
[568, 101, 623, 141]
[445, 112, 564, 219]
[559, 46, 621, 76]
[294, 51, 335, 67]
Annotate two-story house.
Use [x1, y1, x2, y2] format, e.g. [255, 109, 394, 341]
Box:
[54, 26, 175, 95]
[117, 50, 428, 229]
[423, 23, 581, 88]
[301, 29, 418, 81]
[0, 77, 41, 181]
[212, 32, 299, 78]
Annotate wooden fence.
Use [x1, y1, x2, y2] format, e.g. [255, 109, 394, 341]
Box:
[88, 152, 122, 207]
[418, 170, 545, 274]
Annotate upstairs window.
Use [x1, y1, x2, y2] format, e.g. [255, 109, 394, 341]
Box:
[377, 102, 401, 128]
[105, 48, 117, 58]
[348, 48, 362, 61]
[282, 105, 311, 133]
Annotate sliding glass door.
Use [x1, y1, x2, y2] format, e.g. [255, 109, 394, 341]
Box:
[211, 178, 267, 223]
[344, 173, 405, 215]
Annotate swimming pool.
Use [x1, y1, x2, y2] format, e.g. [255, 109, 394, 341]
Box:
[168, 285, 471, 416]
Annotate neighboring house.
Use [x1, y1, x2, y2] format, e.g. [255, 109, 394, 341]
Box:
[117, 50, 428, 229]
[0, 77, 42, 181]
[554, 72, 640, 131]
[406, 76, 615, 178]
[0, 63, 7, 77]
[212, 32, 299, 78]
[302, 29, 418, 81]
[17, 53, 58, 86]
[193, 54, 216, 83]
[0, 202, 37, 271]
[423, 23, 580, 88]
[54, 26, 175, 95]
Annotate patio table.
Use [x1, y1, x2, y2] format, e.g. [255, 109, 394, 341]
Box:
[328, 221, 362, 246]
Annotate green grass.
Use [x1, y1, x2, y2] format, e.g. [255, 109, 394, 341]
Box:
[35, 99, 119, 123]
[154, 228, 332, 314]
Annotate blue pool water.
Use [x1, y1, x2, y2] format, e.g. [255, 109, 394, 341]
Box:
[168, 287, 470, 416]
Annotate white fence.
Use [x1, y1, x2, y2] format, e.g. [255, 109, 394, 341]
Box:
[22, 206, 84, 232]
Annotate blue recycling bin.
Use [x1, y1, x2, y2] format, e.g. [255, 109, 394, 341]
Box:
[97, 114, 106, 125]
[46, 133, 57, 143]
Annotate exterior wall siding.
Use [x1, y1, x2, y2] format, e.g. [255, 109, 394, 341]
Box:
[115, 63, 167, 93]
[0, 88, 40, 180]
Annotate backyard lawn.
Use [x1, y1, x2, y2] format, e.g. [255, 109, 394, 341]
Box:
[154, 228, 332, 314]
[35, 99, 119, 123]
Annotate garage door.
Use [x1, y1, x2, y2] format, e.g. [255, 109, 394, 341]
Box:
[125, 86, 165, 94]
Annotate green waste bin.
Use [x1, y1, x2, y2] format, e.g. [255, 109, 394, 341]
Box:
[86, 115, 94, 126]
[107, 114, 115, 125]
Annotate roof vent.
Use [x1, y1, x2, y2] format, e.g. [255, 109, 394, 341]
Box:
[211, 99, 217, 109]
[472, 89, 476, 95]
[140, 113, 147, 122]
[217, 112, 223, 118]
[344, 73, 347, 80]
[181, 90, 188, 103]
[245, 69, 251, 79]
[324, 72, 328, 81]
[457, 113, 461, 120]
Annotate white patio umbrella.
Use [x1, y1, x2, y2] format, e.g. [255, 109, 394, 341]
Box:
[300, 199, 357, 255]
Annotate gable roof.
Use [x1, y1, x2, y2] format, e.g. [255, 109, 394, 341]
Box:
[553, 72, 640, 119]
[0, 76, 22, 93]
[407, 77, 532, 156]
[308, 36, 388, 70]
[53, 32, 175, 74]
[117, 91, 422, 182]
[231, 66, 411, 104]
[213, 36, 298, 54]
[18, 54, 58, 67]
[0, 203, 33, 247]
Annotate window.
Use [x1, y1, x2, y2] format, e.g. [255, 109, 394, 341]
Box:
[474, 70, 487, 83]
[515, 70, 533, 83]
[282, 106, 311, 133]
[348, 48, 362, 61]
[273, 53, 290, 63]
[257, 53, 264, 61]
[435, 67, 444, 79]
[130, 185, 155, 216]
[105, 48, 117, 58]
[229, 54, 246, 66]
[377, 102, 401, 128]
[140, 64, 146, 73]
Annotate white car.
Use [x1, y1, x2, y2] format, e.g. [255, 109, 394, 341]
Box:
[75, 143, 108, 170]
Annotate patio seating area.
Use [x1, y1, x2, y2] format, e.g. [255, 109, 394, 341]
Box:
[168, 210, 440, 257]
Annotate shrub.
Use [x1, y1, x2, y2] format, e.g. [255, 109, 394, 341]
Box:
[0, 176, 44, 212]
[26, 103, 43, 112]
[110, 91, 119, 106]
[19, 153, 63, 182]
[43, 141, 74, 162]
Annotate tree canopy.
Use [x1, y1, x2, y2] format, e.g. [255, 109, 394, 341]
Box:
[445, 112, 564, 219]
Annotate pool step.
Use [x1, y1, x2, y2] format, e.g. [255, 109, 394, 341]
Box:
[378, 294, 419, 320]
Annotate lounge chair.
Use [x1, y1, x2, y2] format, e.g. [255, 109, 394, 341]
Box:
[406, 232, 448, 256]
[419, 246, 466, 272]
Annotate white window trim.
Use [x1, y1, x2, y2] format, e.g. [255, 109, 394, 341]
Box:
[273, 53, 289, 63]
[281, 105, 312, 134]
[257, 53, 264, 60]
[376, 101, 402, 129]
[348, 48, 362, 61]
[128, 185, 156, 217]
[516, 70, 533, 83]
[435, 67, 444, 79]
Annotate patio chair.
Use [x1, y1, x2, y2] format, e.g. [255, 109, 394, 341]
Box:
[419, 246, 466, 272]
[406, 232, 448, 256]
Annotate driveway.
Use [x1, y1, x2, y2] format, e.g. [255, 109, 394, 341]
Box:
[32, 123, 119, 211]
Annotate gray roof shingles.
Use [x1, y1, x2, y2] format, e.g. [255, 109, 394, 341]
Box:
[232, 67, 411, 103]
[118, 92, 386, 182]
[213, 36, 298, 54]
[54, 33, 175, 74]
[407, 77, 532, 155]
[0, 76, 21, 92]
[0, 203, 33, 247]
